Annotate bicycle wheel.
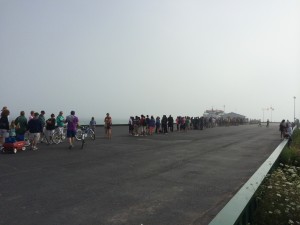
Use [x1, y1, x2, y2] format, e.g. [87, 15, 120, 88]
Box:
[52, 131, 61, 144]
[88, 129, 95, 140]
[75, 129, 82, 141]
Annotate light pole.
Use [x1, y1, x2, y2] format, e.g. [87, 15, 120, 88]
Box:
[294, 96, 296, 122]
[270, 107, 274, 122]
[262, 108, 266, 122]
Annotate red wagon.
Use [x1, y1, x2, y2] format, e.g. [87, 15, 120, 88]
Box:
[2, 141, 26, 154]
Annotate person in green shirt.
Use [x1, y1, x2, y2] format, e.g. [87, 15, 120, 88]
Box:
[38, 110, 46, 142]
[56, 111, 65, 141]
[15, 111, 28, 141]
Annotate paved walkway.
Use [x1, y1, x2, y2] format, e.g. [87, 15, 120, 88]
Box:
[0, 124, 281, 225]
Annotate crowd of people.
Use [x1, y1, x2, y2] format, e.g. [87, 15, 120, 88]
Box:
[0, 106, 112, 151]
[279, 119, 295, 147]
[1, 106, 297, 151]
[127, 114, 247, 136]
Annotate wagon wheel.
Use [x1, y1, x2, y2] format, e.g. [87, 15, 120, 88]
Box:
[22, 147, 26, 151]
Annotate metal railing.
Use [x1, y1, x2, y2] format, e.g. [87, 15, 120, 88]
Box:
[208, 139, 289, 225]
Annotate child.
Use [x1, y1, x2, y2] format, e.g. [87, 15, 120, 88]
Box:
[5, 120, 17, 143]
[89, 117, 96, 132]
[9, 120, 16, 138]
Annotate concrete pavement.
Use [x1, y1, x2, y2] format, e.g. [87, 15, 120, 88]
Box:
[0, 124, 281, 225]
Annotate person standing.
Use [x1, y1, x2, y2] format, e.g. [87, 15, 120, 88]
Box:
[155, 116, 161, 134]
[15, 111, 28, 141]
[161, 115, 168, 134]
[149, 116, 156, 135]
[139, 115, 146, 136]
[279, 120, 286, 140]
[38, 110, 46, 142]
[9, 120, 17, 138]
[27, 112, 43, 150]
[38, 110, 46, 127]
[145, 115, 150, 135]
[89, 117, 96, 132]
[104, 113, 112, 139]
[28, 110, 34, 121]
[56, 111, 65, 141]
[128, 116, 134, 135]
[66, 111, 79, 149]
[133, 116, 140, 136]
[168, 115, 174, 132]
[0, 108, 10, 147]
[46, 113, 56, 144]
[266, 119, 270, 128]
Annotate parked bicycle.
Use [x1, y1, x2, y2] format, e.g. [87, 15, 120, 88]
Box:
[41, 127, 66, 145]
[76, 126, 95, 149]
[52, 127, 66, 144]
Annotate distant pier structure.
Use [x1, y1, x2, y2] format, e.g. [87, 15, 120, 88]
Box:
[203, 108, 247, 121]
[203, 109, 225, 118]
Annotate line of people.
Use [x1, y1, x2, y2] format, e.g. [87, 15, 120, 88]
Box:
[0, 106, 114, 151]
[128, 115, 207, 136]
[279, 119, 294, 147]
[0, 108, 80, 150]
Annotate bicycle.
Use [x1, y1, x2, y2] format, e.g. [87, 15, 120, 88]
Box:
[52, 127, 66, 144]
[40, 129, 53, 145]
[40, 127, 66, 145]
[75, 126, 95, 149]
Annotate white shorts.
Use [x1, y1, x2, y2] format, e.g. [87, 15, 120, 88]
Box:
[29, 132, 40, 142]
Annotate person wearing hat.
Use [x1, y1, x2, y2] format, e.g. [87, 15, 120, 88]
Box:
[104, 113, 112, 139]
[27, 112, 43, 150]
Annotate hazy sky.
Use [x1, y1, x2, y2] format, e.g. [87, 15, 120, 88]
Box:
[1, 0, 300, 123]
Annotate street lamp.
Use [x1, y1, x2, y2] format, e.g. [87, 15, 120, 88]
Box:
[262, 108, 268, 122]
[294, 96, 296, 122]
[270, 107, 274, 122]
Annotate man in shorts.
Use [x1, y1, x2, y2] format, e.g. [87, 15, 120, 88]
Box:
[27, 112, 43, 150]
[38, 110, 46, 142]
[66, 110, 79, 149]
[56, 111, 65, 142]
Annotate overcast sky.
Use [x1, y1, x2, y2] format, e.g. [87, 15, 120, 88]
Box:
[1, 0, 299, 123]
